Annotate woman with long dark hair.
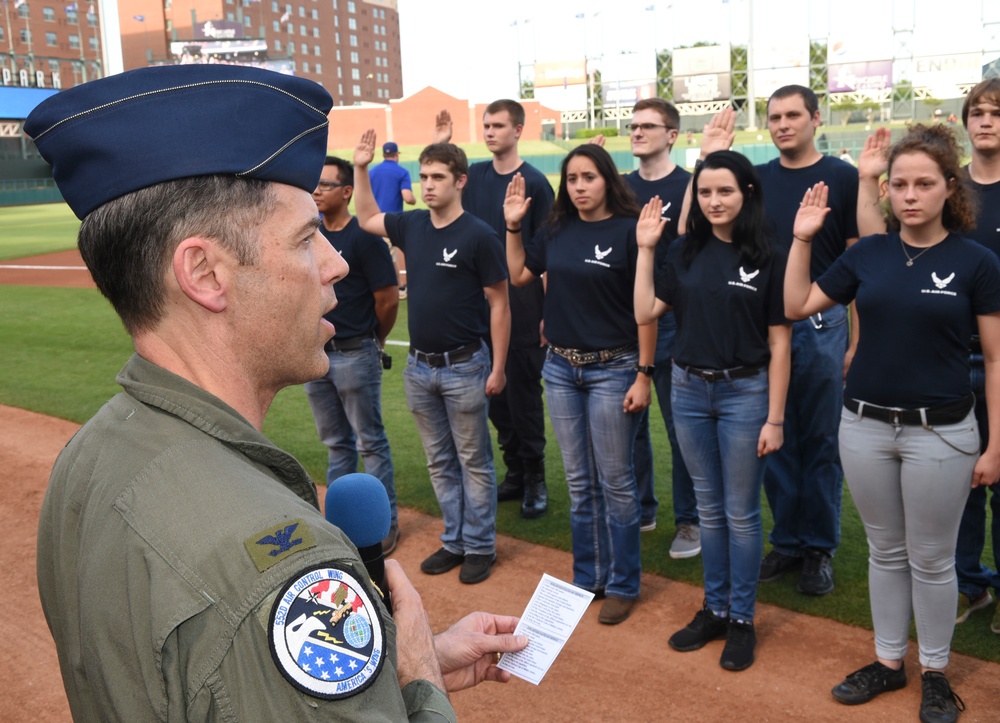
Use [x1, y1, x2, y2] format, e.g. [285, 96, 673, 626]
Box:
[504, 144, 654, 625]
[786, 123, 1000, 723]
[635, 150, 791, 671]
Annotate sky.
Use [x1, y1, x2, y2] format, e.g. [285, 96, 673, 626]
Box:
[397, 0, 999, 102]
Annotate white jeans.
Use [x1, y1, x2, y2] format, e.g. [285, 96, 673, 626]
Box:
[839, 406, 978, 669]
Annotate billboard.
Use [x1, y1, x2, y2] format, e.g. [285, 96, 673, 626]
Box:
[673, 45, 730, 76]
[828, 61, 893, 93]
[753, 38, 808, 70]
[674, 74, 732, 103]
[534, 60, 588, 89]
[193, 20, 245, 40]
[534, 84, 588, 112]
[909, 53, 982, 88]
[602, 81, 657, 107]
[753, 67, 809, 97]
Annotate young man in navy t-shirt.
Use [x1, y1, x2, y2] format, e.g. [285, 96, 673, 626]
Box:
[353, 130, 511, 585]
[692, 87, 859, 597]
[623, 97, 699, 559]
[432, 100, 554, 520]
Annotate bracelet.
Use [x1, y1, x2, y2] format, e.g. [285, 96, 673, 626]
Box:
[506, 227, 522, 234]
[766, 420, 784, 426]
[792, 235, 811, 243]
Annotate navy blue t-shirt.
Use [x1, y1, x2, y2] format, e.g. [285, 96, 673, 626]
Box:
[526, 215, 639, 351]
[965, 172, 1000, 258]
[384, 210, 507, 353]
[464, 160, 554, 347]
[657, 236, 788, 370]
[321, 217, 398, 339]
[756, 155, 859, 280]
[624, 165, 692, 254]
[817, 232, 1000, 407]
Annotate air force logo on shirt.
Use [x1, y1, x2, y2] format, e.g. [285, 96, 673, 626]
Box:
[922, 271, 957, 297]
[437, 247, 458, 268]
[586, 244, 613, 268]
[729, 266, 760, 291]
[269, 564, 386, 700]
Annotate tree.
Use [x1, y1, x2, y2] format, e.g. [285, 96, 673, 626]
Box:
[829, 98, 880, 126]
[520, 79, 534, 100]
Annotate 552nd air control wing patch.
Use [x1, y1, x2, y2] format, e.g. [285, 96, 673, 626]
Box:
[269, 564, 386, 699]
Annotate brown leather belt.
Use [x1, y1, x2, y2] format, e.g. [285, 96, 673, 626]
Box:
[549, 343, 636, 367]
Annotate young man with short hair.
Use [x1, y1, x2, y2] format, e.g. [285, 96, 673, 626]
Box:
[306, 156, 401, 553]
[624, 97, 700, 558]
[695, 86, 859, 596]
[434, 100, 554, 519]
[353, 131, 511, 585]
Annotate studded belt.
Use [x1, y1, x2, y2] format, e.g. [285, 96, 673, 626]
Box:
[549, 343, 637, 367]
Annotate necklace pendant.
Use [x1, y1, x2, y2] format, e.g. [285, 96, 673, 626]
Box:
[906, 260, 913, 267]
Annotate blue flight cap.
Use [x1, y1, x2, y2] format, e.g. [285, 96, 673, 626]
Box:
[24, 65, 334, 219]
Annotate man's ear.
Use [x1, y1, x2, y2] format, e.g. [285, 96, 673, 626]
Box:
[172, 237, 231, 313]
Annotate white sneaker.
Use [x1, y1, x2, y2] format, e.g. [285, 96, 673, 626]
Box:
[669, 524, 701, 559]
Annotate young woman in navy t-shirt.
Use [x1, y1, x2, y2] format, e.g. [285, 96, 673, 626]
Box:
[634, 150, 792, 671]
[786, 124, 1000, 722]
[504, 144, 654, 626]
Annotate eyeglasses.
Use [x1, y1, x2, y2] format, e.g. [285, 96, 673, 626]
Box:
[627, 123, 674, 133]
[315, 181, 347, 191]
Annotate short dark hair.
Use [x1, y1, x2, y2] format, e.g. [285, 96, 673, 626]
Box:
[886, 124, 976, 233]
[685, 150, 772, 269]
[632, 98, 680, 129]
[962, 78, 1000, 128]
[78, 176, 276, 335]
[418, 143, 469, 180]
[546, 144, 640, 231]
[484, 99, 525, 127]
[768, 85, 819, 117]
[324, 155, 354, 186]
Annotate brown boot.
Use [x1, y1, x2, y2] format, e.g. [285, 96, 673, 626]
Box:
[598, 595, 636, 625]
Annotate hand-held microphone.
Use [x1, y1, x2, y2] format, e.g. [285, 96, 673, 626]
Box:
[324, 473, 393, 615]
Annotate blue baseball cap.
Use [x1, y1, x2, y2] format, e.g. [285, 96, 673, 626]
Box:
[382, 141, 398, 154]
[25, 65, 334, 219]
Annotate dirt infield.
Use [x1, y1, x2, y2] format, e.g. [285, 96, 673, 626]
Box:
[0, 250, 94, 288]
[3, 252, 1000, 721]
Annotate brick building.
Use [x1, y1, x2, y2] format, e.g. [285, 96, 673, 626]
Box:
[1, 2, 104, 89]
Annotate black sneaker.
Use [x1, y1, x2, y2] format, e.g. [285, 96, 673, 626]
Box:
[521, 470, 548, 519]
[759, 549, 802, 582]
[832, 660, 907, 705]
[668, 605, 728, 652]
[459, 553, 496, 584]
[496, 469, 524, 502]
[798, 550, 835, 596]
[919, 671, 965, 723]
[420, 547, 464, 575]
[720, 618, 756, 671]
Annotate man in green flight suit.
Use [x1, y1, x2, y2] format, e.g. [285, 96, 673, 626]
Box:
[27, 64, 526, 721]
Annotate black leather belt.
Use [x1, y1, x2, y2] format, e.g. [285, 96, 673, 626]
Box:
[549, 343, 636, 367]
[409, 341, 481, 368]
[679, 363, 765, 382]
[325, 334, 372, 352]
[970, 335, 982, 354]
[844, 394, 974, 427]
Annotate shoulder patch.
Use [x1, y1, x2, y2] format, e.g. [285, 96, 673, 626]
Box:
[269, 564, 386, 699]
[244, 518, 316, 573]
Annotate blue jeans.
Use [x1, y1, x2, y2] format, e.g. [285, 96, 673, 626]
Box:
[956, 354, 1000, 598]
[763, 306, 847, 556]
[305, 338, 396, 523]
[543, 349, 643, 599]
[671, 363, 769, 621]
[403, 341, 497, 555]
[651, 311, 698, 526]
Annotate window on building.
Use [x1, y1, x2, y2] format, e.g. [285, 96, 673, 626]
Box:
[67, 9, 78, 22]
[313, 27, 319, 37]
[286, 23, 293, 33]
[302, 61, 309, 72]
[298, 6, 305, 17]
[87, 13, 96, 26]
[273, 20, 279, 31]
[348, 17, 356, 30]
[48, 59, 59, 71]
[226, 12, 234, 21]
[89, 36, 98, 50]
[272, 1, 279, 11]
[45, 31, 57, 46]
[300, 24, 306, 35]
[301, 42, 308, 54]
[18, 5, 29, 18]
[311, 9, 318, 19]
[350, 51, 358, 63]
[335, 31, 339, 43]
[315, 62, 322, 73]
[275, 39, 282, 51]
[338, 83, 344, 96]
[0, 26, 5, 42]
[337, 66, 342, 78]
[352, 84, 360, 96]
[69, 34, 80, 49]
[244, 16, 251, 27]
[314, 45, 320, 55]
[334, 15, 338, 26]
[336, 49, 341, 61]
[43, 7, 55, 22]
[351, 68, 359, 80]
[347, 1, 355, 12]
[349, 34, 357, 46]
[20, 29, 31, 43]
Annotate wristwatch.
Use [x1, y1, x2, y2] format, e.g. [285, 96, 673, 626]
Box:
[636, 364, 655, 377]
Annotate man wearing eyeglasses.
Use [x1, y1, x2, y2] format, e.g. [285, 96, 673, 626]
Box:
[308, 156, 401, 553]
[623, 98, 700, 560]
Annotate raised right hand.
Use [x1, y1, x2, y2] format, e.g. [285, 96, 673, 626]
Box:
[503, 173, 531, 227]
[637, 196, 667, 249]
[354, 129, 377, 169]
